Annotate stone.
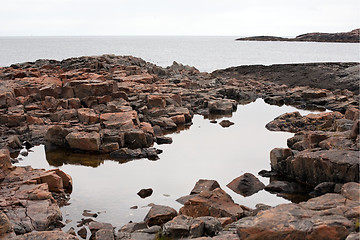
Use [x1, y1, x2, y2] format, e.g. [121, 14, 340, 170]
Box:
[78, 226, 87, 239]
[269, 148, 293, 172]
[12, 230, 78, 239]
[6, 135, 22, 150]
[219, 120, 234, 128]
[147, 95, 166, 108]
[162, 215, 193, 238]
[65, 131, 101, 151]
[144, 205, 178, 227]
[191, 179, 221, 194]
[272, 149, 359, 187]
[155, 136, 173, 145]
[264, 180, 308, 194]
[350, 120, 359, 139]
[208, 99, 237, 114]
[45, 125, 70, 147]
[0, 211, 13, 236]
[227, 173, 265, 197]
[124, 129, 152, 149]
[180, 188, 244, 219]
[96, 229, 115, 240]
[138, 188, 153, 199]
[100, 111, 139, 130]
[341, 182, 360, 201]
[197, 216, 223, 237]
[77, 108, 100, 124]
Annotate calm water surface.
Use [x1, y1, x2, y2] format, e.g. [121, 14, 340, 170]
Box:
[15, 99, 318, 229]
[0, 36, 359, 72]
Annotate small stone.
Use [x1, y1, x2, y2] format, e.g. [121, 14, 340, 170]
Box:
[137, 188, 153, 199]
[219, 120, 234, 128]
[77, 226, 87, 239]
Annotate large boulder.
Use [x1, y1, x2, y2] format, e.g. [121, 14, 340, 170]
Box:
[144, 205, 178, 227]
[271, 148, 359, 187]
[65, 131, 101, 152]
[179, 188, 244, 220]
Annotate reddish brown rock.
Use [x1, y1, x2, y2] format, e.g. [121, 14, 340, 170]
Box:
[12, 230, 78, 239]
[180, 188, 244, 220]
[45, 125, 70, 147]
[227, 173, 265, 197]
[190, 179, 221, 194]
[65, 131, 101, 151]
[144, 205, 178, 227]
[77, 108, 99, 124]
[147, 95, 166, 108]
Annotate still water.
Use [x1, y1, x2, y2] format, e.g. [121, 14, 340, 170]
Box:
[15, 99, 318, 229]
[0, 36, 359, 72]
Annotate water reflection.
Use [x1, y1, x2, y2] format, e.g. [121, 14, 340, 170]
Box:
[14, 99, 320, 230]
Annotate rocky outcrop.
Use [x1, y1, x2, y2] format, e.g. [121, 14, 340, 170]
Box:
[236, 182, 360, 240]
[0, 149, 72, 237]
[236, 28, 360, 43]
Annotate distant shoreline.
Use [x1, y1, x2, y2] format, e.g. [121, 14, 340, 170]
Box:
[236, 28, 360, 43]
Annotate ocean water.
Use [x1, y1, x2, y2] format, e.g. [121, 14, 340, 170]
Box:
[0, 36, 359, 72]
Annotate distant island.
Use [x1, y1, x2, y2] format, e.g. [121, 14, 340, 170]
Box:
[236, 28, 360, 43]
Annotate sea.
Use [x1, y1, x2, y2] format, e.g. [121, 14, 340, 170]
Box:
[0, 36, 359, 71]
[2, 36, 359, 231]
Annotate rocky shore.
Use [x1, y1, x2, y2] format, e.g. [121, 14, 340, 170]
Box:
[0, 55, 359, 239]
[236, 28, 360, 43]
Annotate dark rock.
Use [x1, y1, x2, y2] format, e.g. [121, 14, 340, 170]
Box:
[226, 173, 265, 197]
[219, 120, 234, 128]
[190, 179, 221, 194]
[144, 205, 177, 227]
[155, 136, 173, 145]
[137, 188, 153, 199]
[45, 125, 70, 147]
[258, 169, 277, 178]
[197, 216, 223, 237]
[77, 226, 87, 239]
[264, 180, 308, 194]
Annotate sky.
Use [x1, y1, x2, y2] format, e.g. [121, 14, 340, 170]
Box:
[0, 0, 359, 36]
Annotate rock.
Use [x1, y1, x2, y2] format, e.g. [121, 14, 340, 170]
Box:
[208, 99, 237, 114]
[179, 188, 244, 220]
[45, 125, 70, 147]
[65, 131, 101, 151]
[162, 215, 194, 238]
[88, 221, 114, 238]
[310, 182, 339, 197]
[227, 173, 265, 197]
[137, 188, 153, 199]
[219, 120, 234, 128]
[0, 211, 13, 236]
[78, 226, 87, 239]
[119, 221, 148, 233]
[96, 229, 115, 240]
[264, 180, 308, 194]
[197, 216, 223, 237]
[350, 120, 359, 139]
[346, 232, 360, 240]
[144, 205, 178, 227]
[77, 108, 100, 124]
[124, 129, 152, 149]
[155, 136, 173, 145]
[191, 179, 221, 194]
[110, 147, 161, 160]
[271, 149, 359, 187]
[147, 95, 166, 108]
[6, 135, 22, 150]
[12, 230, 78, 239]
[341, 182, 360, 201]
[0, 149, 12, 179]
[100, 111, 139, 130]
[345, 107, 360, 121]
[269, 148, 293, 173]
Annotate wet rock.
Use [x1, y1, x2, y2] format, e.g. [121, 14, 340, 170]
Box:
[155, 136, 173, 144]
[191, 179, 221, 194]
[119, 221, 148, 233]
[144, 205, 177, 227]
[65, 131, 101, 152]
[45, 125, 70, 147]
[271, 149, 359, 187]
[208, 99, 237, 114]
[137, 188, 153, 199]
[227, 173, 265, 197]
[179, 188, 244, 220]
[77, 226, 87, 239]
[264, 180, 308, 194]
[219, 120, 234, 128]
[109, 147, 161, 160]
[236, 182, 360, 240]
[12, 230, 78, 239]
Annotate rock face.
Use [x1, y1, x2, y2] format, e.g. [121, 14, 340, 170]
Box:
[236, 28, 360, 43]
[236, 182, 360, 240]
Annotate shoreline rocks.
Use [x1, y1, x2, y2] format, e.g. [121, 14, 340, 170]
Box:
[0, 55, 359, 239]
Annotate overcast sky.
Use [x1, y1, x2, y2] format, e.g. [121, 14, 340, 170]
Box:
[1, 0, 359, 36]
